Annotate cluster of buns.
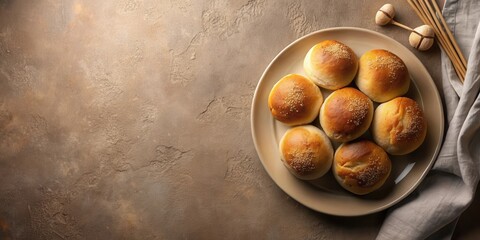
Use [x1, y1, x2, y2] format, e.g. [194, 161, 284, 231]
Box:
[268, 40, 427, 195]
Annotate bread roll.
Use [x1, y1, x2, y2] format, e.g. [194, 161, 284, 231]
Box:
[268, 74, 323, 126]
[303, 40, 358, 90]
[333, 140, 391, 195]
[279, 125, 334, 180]
[319, 87, 373, 142]
[355, 49, 410, 102]
[372, 97, 427, 155]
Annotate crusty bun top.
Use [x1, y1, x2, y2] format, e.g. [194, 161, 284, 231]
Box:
[303, 40, 358, 90]
[356, 49, 410, 102]
[279, 125, 333, 180]
[333, 140, 391, 195]
[320, 87, 373, 142]
[372, 97, 427, 155]
[268, 74, 323, 126]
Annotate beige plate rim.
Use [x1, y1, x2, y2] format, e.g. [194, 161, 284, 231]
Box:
[250, 27, 445, 216]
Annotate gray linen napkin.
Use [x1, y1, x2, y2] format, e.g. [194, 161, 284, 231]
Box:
[377, 0, 480, 239]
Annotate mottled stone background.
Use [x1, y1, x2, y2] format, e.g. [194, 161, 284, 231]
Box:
[0, 0, 478, 239]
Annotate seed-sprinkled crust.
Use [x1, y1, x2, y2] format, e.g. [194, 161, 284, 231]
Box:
[320, 87, 374, 143]
[304, 40, 359, 90]
[333, 140, 392, 195]
[279, 125, 334, 180]
[356, 49, 410, 103]
[372, 97, 427, 155]
[268, 74, 323, 126]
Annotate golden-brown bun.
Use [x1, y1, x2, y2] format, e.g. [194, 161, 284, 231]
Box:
[333, 140, 392, 195]
[355, 49, 410, 102]
[372, 97, 427, 155]
[303, 40, 358, 90]
[268, 74, 323, 126]
[319, 87, 373, 142]
[279, 125, 334, 180]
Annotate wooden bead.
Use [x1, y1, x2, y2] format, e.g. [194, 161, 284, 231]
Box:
[375, 4, 435, 51]
[375, 4, 395, 26]
[409, 25, 435, 51]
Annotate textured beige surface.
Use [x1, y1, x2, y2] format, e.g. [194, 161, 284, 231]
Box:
[0, 0, 476, 239]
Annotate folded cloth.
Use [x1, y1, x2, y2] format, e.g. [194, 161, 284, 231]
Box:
[377, 0, 480, 239]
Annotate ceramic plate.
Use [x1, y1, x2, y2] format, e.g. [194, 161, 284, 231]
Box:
[251, 27, 444, 216]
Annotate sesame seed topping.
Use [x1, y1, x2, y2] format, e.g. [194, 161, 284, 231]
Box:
[345, 97, 369, 126]
[323, 42, 352, 59]
[396, 103, 425, 141]
[283, 83, 305, 114]
[289, 149, 317, 174]
[353, 156, 387, 187]
[369, 55, 405, 80]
